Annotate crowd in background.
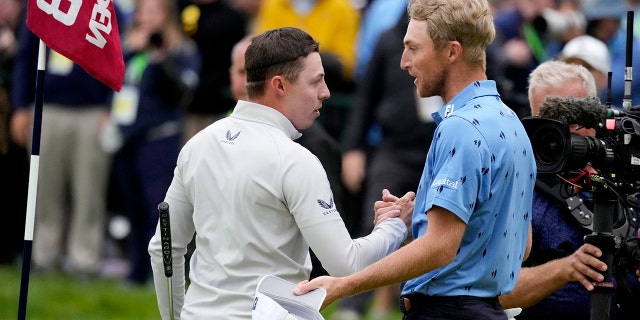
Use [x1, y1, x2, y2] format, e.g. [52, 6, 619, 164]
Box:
[1, 0, 640, 319]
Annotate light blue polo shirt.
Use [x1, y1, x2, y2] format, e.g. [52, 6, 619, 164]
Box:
[401, 80, 536, 298]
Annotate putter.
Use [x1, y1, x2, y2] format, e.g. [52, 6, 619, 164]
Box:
[158, 202, 174, 319]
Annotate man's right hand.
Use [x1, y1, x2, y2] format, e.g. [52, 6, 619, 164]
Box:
[565, 243, 607, 291]
[373, 189, 414, 231]
[295, 276, 346, 310]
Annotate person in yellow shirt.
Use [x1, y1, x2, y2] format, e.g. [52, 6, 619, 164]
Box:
[254, 0, 359, 82]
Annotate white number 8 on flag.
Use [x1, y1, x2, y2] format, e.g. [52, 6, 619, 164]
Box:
[36, 0, 81, 26]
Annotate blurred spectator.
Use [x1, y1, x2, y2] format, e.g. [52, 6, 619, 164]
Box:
[254, 0, 358, 84]
[106, 0, 201, 285]
[583, 0, 640, 108]
[627, 0, 640, 37]
[333, 11, 439, 320]
[179, 0, 246, 143]
[488, 0, 585, 117]
[0, 0, 22, 114]
[10, 21, 119, 278]
[114, 0, 136, 24]
[490, 0, 517, 13]
[229, 35, 253, 102]
[353, 0, 407, 83]
[0, 0, 26, 265]
[558, 34, 612, 97]
[347, 0, 406, 176]
[253, 0, 360, 140]
[228, 0, 264, 30]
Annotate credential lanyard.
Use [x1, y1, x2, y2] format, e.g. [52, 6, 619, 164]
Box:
[523, 23, 548, 63]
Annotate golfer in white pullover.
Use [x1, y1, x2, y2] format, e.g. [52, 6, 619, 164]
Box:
[148, 27, 413, 320]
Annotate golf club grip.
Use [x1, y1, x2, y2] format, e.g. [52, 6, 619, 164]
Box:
[158, 201, 173, 278]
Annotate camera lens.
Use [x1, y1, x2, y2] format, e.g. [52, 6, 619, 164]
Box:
[568, 135, 615, 170]
[536, 131, 563, 165]
[522, 117, 571, 173]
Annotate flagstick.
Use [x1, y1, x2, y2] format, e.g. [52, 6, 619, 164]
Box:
[18, 39, 47, 320]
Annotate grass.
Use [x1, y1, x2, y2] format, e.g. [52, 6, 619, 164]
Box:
[0, 265, 158, 320]
[0, 265, 402, 319]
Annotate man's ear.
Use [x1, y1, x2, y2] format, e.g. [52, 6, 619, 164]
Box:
[269, 76, 286, 96]
[448, 40, 463, 62]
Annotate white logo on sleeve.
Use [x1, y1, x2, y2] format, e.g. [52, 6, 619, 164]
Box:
[432, 177, 459, 190]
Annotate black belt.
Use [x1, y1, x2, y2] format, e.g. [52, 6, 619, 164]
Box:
[399, 294, 500, 313]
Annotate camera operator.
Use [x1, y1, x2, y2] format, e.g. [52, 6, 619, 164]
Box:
[499, 61, 640, 319]
[527, 60, 598, 116]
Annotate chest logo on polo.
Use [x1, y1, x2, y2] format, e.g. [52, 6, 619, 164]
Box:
[444, 104, 455, 118]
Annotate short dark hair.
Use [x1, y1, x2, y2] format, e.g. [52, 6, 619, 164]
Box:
[245, 27, 320, 98]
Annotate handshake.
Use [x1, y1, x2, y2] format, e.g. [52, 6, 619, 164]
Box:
[372, 189, 415, 232]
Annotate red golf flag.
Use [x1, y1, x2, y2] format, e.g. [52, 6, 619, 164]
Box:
[26, 0, 125, 91]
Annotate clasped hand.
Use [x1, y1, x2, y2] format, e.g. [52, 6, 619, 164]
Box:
[372, 188, 415, 231]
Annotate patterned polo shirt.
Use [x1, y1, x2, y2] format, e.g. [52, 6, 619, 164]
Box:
[401, 80, 537, 298]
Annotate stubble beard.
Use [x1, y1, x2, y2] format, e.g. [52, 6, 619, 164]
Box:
[418, 72, 446, 99]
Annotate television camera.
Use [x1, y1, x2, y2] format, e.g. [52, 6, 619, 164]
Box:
[522, 96, 640, 320]
[522, 9, 640, 320]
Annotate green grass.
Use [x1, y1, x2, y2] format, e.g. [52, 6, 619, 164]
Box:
[0, 265, 158, 320]
[0, 265, 402, 319]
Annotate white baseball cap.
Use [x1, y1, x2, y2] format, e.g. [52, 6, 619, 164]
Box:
[559, 35, 611, 75]
[252, 275, 326, 320]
